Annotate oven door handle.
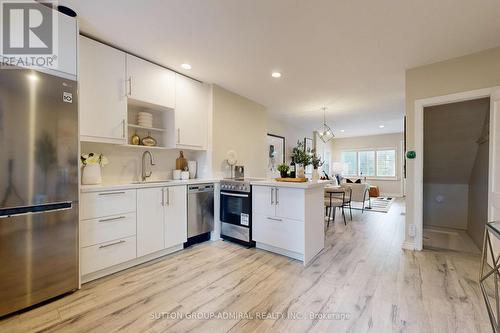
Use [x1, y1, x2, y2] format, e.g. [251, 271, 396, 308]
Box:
[221, 192, 249, 198]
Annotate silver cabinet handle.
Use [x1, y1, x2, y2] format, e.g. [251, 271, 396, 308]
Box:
[128, 77, 132, 96]
[177, 128, 180, 144]
[98, 191, 126, 196]
[161, 188, 165, 206]
[166, 187, 170, 205]
[99, 240, 126, 249]
[267, 217, 282, 222]
[122, 119, 126, 138]
[271, 188, 274, 205]
[275, 188, 279, 205]
[98, 216, 126, 223]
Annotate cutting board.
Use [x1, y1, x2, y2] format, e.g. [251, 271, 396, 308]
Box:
[176, 151, 187, 170]
[275, 177, 308, 183]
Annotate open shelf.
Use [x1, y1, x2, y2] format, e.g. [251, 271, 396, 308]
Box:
[122, 144, 169, 150]
[128, 124, 166, 132]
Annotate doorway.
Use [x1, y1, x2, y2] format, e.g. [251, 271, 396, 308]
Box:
[422, 98, 489, 253]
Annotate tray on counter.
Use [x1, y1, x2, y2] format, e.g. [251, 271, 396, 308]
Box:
[275, 177, 308, 183]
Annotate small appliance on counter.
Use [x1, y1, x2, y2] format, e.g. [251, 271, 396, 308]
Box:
[220, 178, 263, 247]
[234, 165, 245, 180]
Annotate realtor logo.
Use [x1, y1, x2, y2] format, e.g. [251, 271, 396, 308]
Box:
[1, 1, 58, 68]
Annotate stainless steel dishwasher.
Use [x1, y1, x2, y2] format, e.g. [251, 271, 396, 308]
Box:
[187, 184, 214, 239]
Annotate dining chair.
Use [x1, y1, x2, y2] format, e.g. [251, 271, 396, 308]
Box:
[325, 187, 347, 227]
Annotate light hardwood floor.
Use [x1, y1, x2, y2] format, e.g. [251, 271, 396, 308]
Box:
[0, 199, 491, 333]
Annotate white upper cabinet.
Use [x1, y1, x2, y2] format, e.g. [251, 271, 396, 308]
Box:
[79, 36, 127, 144]
[126, 54, 175, 109]
[173, 74, 209, 149]
[56, 11, 78, 77]
[0, 4, 77, 77]
[164, 186, 187, 248]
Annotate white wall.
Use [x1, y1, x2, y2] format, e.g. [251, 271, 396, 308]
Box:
[267, 116, 312, 163]
[467, 128, 489, 248]
[329, 133, 404, 196]
[212, 85, 267, 178]
[405, 46, 500, 246]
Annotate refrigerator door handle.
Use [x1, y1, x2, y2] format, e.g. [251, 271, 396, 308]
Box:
[0, 202, 73, 219]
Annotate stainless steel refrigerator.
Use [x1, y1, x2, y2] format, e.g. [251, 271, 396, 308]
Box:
[0, 68, 79, 317]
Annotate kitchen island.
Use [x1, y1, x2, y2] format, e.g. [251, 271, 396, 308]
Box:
[250, 179, 333, 265]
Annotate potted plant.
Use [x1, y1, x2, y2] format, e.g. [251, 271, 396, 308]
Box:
[311, 150, 324, 180]
[81, 153, 109, 185]
[291, 141, 312, 179]
[277, 163, 290, 178]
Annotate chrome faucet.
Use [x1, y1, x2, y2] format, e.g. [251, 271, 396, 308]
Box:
[141, 151, 155, 182]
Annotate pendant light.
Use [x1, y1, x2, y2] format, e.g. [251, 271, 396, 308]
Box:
[317, 107, 334, 143]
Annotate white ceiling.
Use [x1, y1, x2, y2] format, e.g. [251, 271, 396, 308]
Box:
[61, 0, 500, 138]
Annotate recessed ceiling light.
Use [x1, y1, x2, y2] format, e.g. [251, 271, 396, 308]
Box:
[181, 63, 192, 70]
[340, 129, 345, 133]
[379, 125, 385, 128]
[271, 72, 282, 78]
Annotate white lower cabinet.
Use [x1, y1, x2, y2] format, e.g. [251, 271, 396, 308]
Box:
[252, 185, 306, 255]
[253, 213, 304, 254]
[137, 187, 165, 257]
[80, 189, 138, 277]
[252, 186, 304, 221]
[81, 185, 188, 280]
[136, 185, 187, 255]
[251, 184, 325, 265]
[80, 212, 136, 247]
[81, 236, 136, 276]
[165, 186, 188, 248]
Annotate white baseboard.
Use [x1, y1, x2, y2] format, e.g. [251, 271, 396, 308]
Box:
[81, 244, 184, 283]
[402, 240, 419, 251]
[256, 242, 304, 262]
[380, 192, 403, 198]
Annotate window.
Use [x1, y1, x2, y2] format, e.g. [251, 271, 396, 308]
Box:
[340, 149, 397, 178]
[340, 151, 357, 176]
[358, 151, 375, 176]
[376, 150, 396, 177]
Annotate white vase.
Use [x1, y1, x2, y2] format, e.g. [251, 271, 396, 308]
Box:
[297, 164, 305, 179]
[82, 164, 102, 185]
[188, 160, 197, 179]
[312, 169, 319, 180]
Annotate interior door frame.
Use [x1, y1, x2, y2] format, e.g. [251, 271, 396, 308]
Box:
[411, 86, 500, 251]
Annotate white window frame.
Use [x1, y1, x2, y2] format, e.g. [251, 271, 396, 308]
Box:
[340, 147, 398, 180]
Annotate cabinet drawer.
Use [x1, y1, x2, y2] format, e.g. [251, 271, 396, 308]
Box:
[80, 212, 136, 247]
[81, 236, 136, 275]
[81, 190, 136, 220]
[252, 213, 304, 254]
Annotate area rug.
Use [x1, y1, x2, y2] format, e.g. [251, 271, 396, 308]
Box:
[350, 197, 394, 213]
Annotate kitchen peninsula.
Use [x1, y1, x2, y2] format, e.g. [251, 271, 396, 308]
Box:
[250, 179, 332, 265]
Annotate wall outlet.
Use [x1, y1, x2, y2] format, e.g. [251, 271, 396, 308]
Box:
[408, 224, 416, 237]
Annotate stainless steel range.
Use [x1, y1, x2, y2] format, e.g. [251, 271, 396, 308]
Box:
[220, 178, 260, 247]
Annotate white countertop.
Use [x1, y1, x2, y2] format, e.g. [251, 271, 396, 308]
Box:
[250, 179, 334, 189]
[80, 179, 219, 193]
